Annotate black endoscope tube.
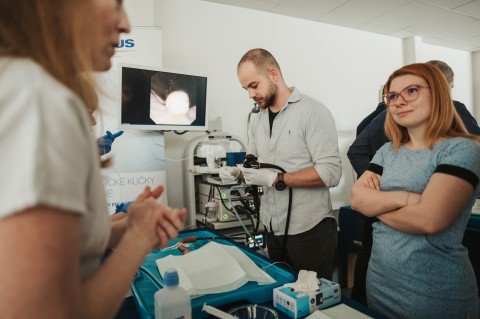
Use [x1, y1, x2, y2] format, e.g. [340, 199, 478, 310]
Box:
[244, 154, 293, 261]
[245, 186, 261, 233]
[256, 163, 292, 260]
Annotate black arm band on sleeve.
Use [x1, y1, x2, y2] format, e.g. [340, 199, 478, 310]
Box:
[435, 164, 479, 188]
[367, 163, 383, 175]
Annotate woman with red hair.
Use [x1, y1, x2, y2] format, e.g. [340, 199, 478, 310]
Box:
[351, 63, 479, 318]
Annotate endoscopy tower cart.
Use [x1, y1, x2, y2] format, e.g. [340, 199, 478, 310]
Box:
[183, 132, 247, 227]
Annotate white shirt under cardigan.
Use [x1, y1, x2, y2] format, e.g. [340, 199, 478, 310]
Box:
[247, 87, 342, 235]
[0, 57, 110, 279]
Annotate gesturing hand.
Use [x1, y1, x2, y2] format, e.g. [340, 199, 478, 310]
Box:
[97, 130, 124, 155]
[126, 185, 186, 250]
[154, 206, 187, 249]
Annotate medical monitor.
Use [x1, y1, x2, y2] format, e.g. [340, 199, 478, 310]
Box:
[119, 63, 208, 131]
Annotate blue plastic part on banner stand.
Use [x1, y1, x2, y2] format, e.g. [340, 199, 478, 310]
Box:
[130, 228, 296, 319]
[226, 152, 246, 166]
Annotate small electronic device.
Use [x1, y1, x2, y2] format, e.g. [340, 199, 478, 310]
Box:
[197, 182, 246, 222]
[218, 229, 265, 250]
[246, 233, 265, 249]
[273, 278, 341, 319]
[119, 63, 208, 132]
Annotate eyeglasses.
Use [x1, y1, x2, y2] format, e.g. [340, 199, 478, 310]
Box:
[383, 85, 430, 105]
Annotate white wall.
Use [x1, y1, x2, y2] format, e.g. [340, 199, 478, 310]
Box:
[473, 51, 480, 120]
[123, 0, 478, 213]
[124, 0, 155, 26]
[155, 0, 404, 133]
[152, 0, 405, 211]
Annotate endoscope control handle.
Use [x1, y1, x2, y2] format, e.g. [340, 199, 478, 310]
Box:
[243, 154, 259, 169]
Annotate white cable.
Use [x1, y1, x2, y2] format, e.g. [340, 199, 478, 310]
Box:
[202, 304, 236, 319]
[261, 261, 293, 271]
[163, 154, 196, 162]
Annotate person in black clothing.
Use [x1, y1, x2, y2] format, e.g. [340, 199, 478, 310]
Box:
[347, 60, 480, 305]
[347, 101, 385, 305]
[356, 102, 386, 136]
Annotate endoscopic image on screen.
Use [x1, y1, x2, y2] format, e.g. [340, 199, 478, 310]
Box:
[120, 65, 207, 131]
[121, 67, 155, 125]
[150, 72, 198, 125]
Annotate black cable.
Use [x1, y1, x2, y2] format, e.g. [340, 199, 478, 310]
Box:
[214, 186, 263, 249]
[173, 130, 188, 135]
[216, 185, 267, 251]
[243, 156, 292, 260]
[284, 188, 293, 259]
[208, 185, 214, 202]
[259, 164, 293, 260]
[245, 186, 261, 233]
[238, 197, 258, 232]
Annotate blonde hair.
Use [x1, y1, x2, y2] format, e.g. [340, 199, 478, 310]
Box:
[384, 63, 477, 150]
[0, 0, 100, 114]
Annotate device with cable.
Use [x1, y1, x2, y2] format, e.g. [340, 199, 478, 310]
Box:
[184, 132, 246, 227]
[197, 182, 251, 223]
[242, 154, 293, 259]
[183, 132, 272, 253]
[192, 175, 266, 251]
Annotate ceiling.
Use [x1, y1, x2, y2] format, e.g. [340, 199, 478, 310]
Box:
[201, 0, 480, 52]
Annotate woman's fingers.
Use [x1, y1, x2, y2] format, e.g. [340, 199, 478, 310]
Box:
[154, 208, 187, 248]
[134, 185, 164, 204]
[366, 174, 381, 190]
[135, 186, 152, 202]
[150, 185, 164, 199]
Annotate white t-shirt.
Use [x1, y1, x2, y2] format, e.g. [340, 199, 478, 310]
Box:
[0, 57, 110, 278]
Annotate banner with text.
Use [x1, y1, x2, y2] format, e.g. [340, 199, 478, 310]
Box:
[103, 171, 168, 214]
[95, 27, 166, 214]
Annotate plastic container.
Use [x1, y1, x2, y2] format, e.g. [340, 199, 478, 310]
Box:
[228, 304, 278, 319]
[154, 268, 192, 319]
[205, 201, 218, 222]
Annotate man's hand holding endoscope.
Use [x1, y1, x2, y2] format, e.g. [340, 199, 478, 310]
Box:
[239, 166, 277, 187]
[219, 166, 242, 184]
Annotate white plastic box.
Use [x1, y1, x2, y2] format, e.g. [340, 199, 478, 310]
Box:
[273, 278, 341, 319]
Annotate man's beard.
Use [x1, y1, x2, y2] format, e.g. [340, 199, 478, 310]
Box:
[259, 82, 277, 109]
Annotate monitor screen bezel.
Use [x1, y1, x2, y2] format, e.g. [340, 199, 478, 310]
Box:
[118, 62, 209, 132]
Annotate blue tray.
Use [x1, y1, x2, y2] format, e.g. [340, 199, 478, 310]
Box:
[131, 228, 296, 319]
